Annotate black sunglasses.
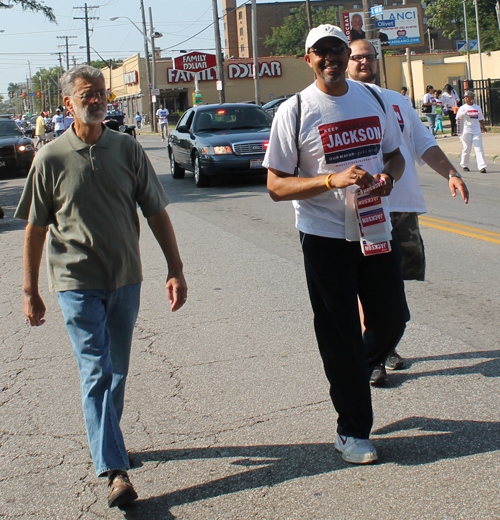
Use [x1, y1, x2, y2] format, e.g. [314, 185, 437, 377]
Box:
[310, 45, 346, 58]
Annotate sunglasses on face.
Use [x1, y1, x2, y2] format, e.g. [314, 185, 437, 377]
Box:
[349, 54, 378, 63]
[309, 45, 346, 58]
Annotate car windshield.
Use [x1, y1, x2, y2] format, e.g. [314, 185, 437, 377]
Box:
[195, 106, 272, 132]
[0, 120, 24, 137]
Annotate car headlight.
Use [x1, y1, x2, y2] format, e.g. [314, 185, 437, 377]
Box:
[202, 146, 233, 155]
[18, 144, 33, 152]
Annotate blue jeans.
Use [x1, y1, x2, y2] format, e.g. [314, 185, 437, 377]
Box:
[55, 129, 64, 137]
[425, 114, 436, 135]
[58, 283, 141, 477]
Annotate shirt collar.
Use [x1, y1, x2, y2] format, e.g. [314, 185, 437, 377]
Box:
[65, 123, 111, 151]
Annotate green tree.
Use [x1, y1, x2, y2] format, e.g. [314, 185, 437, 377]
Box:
[264, 5, 340, 56]
[31, 67, 62, 111]
[424, 0, 500, 51]
[0, 0, 56, 22]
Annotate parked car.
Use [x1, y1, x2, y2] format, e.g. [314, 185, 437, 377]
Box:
[0, 119, 35, 177]
[103, 109, 136, 138]
[262, 95, 292, 117]
[168, 103, 272, 187]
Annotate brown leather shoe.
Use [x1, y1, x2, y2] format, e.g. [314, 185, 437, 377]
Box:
[107, 471, 138, 508]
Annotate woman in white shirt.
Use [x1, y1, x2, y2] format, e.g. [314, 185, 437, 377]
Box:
[442, 84, 458, 136]
[422, 85, 437, 136]
[457, 90, 487, 173]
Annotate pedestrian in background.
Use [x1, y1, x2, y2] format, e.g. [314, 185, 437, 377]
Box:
[34, 112, 46, 150]
[135, 111, 142, 129]
[264, 24, 408, 465]
[15, 65, 187, 508]
[434, 90, 445, 136]
[52, 108, 65, 137]
[422, 85, 437, 136]
[457, 90, 487, 173]
[156, 104, 169, 141]
[442, 84, 458, 136]
[400, 86, 412, 105]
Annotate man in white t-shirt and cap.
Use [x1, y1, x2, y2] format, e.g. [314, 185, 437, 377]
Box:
[156, 104, 169, 141]
[52, 109, 65, 137]
[264, 24, 408, 464]
[347, 38, 469, 385]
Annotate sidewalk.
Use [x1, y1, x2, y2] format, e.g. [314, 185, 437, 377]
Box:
[434, 131, 499, 162]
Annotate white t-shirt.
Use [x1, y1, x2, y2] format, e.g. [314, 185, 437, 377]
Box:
[263, 80, 402, 239]
[402, 94, 412, 105]
[52, 114, 65, 131]
[457, 103, 484, 135]
[423, 93, 436, 114]
[441, 92, 457, 110]
[156, 108, 169, 124]
[384, 90, 436, 214]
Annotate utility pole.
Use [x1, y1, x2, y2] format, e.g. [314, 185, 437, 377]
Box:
[73, 4, 99, 64]
[149, 7, 158, 133]
[57, 35, 77, 70]
[362, 0, 375, 39]
[305, 0, 313, 30]
[463, 0, 471, 78]
[139, 0, 154, 132]
[251, 0, 260, 104]
[473, 0, 483, 80]
[212, 0, 225, 103]
[403, 0, 415, 107]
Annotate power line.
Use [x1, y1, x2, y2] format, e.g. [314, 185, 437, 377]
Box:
[73, 3, 99, 64]
[57, 35, 77, 71]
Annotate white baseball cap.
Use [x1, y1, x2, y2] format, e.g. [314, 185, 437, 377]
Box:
[305, 24, 349, 54]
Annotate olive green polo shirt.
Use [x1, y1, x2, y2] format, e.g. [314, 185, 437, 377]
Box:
[15, 124, 169, 292]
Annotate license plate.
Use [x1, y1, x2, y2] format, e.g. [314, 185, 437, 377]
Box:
[0, 161, 5, 168]
[250, 158, 263, 169]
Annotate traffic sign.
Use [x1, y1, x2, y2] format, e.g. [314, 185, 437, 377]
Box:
[107, 92, 116, 102]
[370, 5, 383, 16]
[457, 40, 478, 51]
[151, 88, 160, 95]
[174, 52, 217, 72]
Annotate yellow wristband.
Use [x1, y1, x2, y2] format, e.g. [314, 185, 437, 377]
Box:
[325, 174, 334, 190]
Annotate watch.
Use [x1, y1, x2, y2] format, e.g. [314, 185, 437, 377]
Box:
[385, 172, 395, 188]
[449, 172, 462, 180]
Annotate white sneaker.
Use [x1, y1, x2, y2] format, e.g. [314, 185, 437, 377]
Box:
[335, 434, 378, 464]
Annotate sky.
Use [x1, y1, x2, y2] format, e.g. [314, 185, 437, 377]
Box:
[0, 0, 270, 96]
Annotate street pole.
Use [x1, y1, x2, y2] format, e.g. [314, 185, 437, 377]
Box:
[403, 0, 415, 107]
[251, 0, 260, 104]
[363, 0, 375, 39]
[473, 0, 483, 80]
[305, 0, 313, 30]
[149, 7, 158, 133]
[212, 0, 225, 103]
[139, 0, 154, 132]
[463, 0, 471, 78]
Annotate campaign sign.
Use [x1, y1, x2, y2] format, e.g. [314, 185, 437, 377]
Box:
[342, 5, 423, 47]
[319, 116, 382, 165]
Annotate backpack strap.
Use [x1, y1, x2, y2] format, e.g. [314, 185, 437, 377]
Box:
[294, 92, 301, 177]
[363, 83, 386, 114]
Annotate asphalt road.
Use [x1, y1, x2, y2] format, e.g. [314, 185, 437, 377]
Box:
[0, 136, 499, 519]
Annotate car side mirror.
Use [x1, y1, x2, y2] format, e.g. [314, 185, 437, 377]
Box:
[177, 125, 190, 133]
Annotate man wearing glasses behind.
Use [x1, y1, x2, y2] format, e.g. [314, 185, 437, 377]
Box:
[264, 25, 408, 464]
[15, 65, 187, 508]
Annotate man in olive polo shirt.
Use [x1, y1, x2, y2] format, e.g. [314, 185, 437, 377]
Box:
[15, 65, 187, 508]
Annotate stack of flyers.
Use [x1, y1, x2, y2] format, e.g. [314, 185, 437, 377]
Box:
[355, 179, 392, 256]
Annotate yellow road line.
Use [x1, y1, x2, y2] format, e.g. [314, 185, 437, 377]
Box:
[419, 216, 500, 238]
[419, 217, 500, 245]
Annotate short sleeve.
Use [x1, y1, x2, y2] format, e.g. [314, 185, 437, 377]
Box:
[133, 142, 170, 218]
[262, 98, 299, 175]
[14, 164, 53, 226]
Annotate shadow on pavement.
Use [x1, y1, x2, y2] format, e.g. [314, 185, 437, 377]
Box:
[122, 418, 500, 518]
[384, 349, 500, 388]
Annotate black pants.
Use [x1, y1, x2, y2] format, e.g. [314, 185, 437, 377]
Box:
[300, 232, 410, 439]
[448, 110, 457, 135]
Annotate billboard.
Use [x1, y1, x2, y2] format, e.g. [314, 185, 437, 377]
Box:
[342, 6, 424, 48]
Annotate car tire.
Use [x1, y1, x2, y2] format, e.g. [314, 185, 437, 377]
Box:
[169, 149, 185, 179]
[193, 152, 210, 188]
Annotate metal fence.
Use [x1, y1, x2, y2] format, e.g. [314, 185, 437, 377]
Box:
[458, 78, 500, 127]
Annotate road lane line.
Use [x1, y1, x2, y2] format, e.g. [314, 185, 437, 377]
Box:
[419, 218, 500, 244]
[419, 216, 500, 238]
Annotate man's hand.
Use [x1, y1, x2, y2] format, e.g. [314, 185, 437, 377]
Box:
[24, 292, 46, 326]
[449, 177, 469, 204]
[166, 271, 188, 312]
[327, 165, 377, 190]
[370, 174, 393, 197]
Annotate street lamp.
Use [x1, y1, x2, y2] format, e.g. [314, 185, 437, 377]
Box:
[110, 14, 163, 131]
